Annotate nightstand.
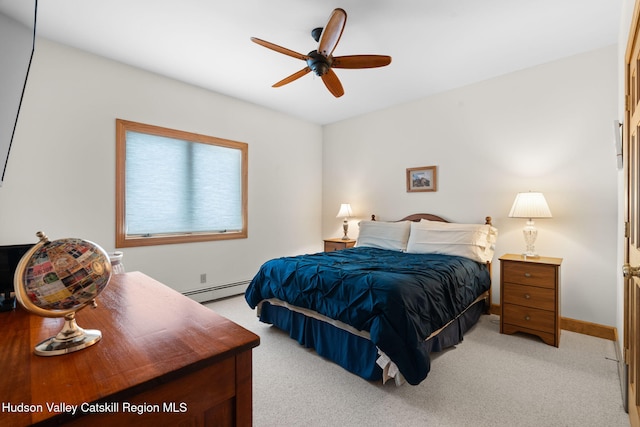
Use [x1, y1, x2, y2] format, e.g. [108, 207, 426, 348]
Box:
[323, 238, 356, 252]
[499, 254, 562, 347]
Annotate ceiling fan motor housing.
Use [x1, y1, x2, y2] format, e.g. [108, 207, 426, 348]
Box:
[306, 50, 332, 76]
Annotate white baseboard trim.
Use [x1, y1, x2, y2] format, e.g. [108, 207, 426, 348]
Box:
[182, 280, 250, 303]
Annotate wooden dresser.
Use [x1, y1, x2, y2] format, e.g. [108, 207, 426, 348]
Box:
[499, 254, 562, 347]
[0, 272, 260, 426]
[323, 238, 356, 252]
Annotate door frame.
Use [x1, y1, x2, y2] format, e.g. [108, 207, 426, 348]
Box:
[625, 1, 640, 424]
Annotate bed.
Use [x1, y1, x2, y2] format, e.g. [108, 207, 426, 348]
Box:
[244, 214, 497, 385]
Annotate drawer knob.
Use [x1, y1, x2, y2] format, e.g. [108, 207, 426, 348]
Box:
[524, 315, 531, 321]
[524, 272, 532, 278]
[524, 294, 531, 299]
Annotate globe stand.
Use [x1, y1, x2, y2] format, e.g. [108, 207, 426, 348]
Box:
[34, 311, 102, 356]
[14, 232, 112, 357]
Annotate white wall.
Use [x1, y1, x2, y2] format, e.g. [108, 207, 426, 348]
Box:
[0, 38, 323, 293]
[323, 46, 619, 326]
[1, 36, 620, 327]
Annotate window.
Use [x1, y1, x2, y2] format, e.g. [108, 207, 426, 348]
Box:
[116, 119, 248, 247]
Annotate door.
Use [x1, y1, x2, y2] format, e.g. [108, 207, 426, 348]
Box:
[625, 2, 640, 425]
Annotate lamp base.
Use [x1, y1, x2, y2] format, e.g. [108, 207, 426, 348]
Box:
[342, 220, 350, 240]
[521, 220, 539, 259]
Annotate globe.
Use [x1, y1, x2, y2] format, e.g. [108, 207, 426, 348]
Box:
[14, 231, 112, 356]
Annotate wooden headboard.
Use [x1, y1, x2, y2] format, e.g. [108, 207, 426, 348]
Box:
[371, 213, 493, 226]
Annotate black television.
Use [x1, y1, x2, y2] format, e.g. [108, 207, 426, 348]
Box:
[0, 243, 34, 311]
[0, 0, 37, 187]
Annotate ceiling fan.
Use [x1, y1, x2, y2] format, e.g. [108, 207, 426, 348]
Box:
[251, 8, 392, 98]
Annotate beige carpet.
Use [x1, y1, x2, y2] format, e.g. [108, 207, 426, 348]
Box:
[206, 296, 628, 427]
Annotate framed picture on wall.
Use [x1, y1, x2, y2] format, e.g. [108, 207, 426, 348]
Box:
[406, 166, 437, 192]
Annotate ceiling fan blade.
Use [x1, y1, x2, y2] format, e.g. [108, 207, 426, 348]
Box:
[273, 67, 312, 87]
[321, 69, 344, 98]
[250, 37, 308, 60]
[318, 8, 347, 57]
[332, 55, 392, 69]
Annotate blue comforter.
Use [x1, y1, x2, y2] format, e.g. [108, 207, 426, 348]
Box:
[245, 247, 490, 384]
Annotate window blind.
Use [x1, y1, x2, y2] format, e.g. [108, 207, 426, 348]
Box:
[125, 131, 243, 236]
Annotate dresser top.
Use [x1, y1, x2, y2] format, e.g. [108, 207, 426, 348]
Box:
[499, 253, 563, 265]
[324, 238, 357, 243]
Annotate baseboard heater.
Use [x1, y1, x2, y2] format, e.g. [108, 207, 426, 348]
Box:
[182, 280, 251, 303]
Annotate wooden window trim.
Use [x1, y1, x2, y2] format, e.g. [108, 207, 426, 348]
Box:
[115, 119, 248, 248]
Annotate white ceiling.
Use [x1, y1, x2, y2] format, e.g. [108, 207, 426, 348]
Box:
[0, 0, 623, 125]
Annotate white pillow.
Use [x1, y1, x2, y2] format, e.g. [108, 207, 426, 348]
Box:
[419, 220, 498, 244]
[406, 220, 498, 262]
[355, 221, 411, 252]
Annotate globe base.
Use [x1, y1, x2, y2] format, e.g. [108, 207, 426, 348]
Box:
[34, 314, 102, 356]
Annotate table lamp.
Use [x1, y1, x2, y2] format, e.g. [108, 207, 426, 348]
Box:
[336, 203, 353, 240]
[508, 192, 552, 257]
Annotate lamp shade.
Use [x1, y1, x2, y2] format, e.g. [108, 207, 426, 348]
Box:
[508, 192, 552, 219]
[336, 203, 353, 218]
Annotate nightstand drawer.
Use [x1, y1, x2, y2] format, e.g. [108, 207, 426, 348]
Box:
[503, 303, 555, 333]
[502, 262, 557, 288]
[325, 241, 346, 252]
[502, 283, 555, 311]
